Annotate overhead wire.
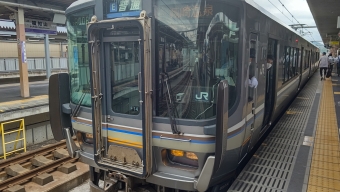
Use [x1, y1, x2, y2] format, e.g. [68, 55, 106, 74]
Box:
[276, 0, 316, 42]
[267, 0, 293, 23]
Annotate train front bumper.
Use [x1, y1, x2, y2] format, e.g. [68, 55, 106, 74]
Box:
[65, 128, 215, 191]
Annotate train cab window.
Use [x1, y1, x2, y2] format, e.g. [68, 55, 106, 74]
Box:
[154, 0, 240, 119]
[67, 8, 94, 107]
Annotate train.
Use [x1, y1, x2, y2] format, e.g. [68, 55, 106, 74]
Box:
[49, 0, 320, 191]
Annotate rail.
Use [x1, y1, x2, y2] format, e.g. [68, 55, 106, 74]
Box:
[0, 140, 78, 191]
[0, 140, 67, 171]
[0, 157, 75, 191]
[0, 57, 67, 72]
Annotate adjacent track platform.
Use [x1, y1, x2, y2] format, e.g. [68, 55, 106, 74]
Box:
[229, 72, 340, 192]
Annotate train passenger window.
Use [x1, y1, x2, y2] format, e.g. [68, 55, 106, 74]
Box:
[304, 50, 308, 70]
[154, 0, 240, 119]
[67, 8, 94, 107]
[296, 49, 300, 74]
[283, 46, 291, 82]
[292, 48, 297, 76]
[109, 41, 141, 115]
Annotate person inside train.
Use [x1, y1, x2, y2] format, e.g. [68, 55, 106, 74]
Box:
[266, 55, 274, 95]
[319, 52, 328, 80]
[267, 54, 274, 69]
[248, 48, 258, 102]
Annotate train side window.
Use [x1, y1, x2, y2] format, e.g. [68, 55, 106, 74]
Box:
[308, 51, 311, 69]
[283, 46, 291, 82]
[304, 50, 308, 70]
[292, 48, 297, 76]
[248, 36, 257, 102]
[296, 48, 300, 74]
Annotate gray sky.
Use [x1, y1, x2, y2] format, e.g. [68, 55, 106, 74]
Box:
[254, 0, 323, 44]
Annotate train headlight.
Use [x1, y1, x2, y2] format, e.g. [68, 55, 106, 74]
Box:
[165, 149, 199, 168]
[185, 152, 198, 160]
[170, 150, 184, 157]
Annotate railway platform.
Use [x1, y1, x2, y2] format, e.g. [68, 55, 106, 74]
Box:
[0, 81, 48, 122]
[0, 81, 53, 159]
[228, 72, 340, 192]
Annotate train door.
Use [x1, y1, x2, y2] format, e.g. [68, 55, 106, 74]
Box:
[262, 38, 277, 128]
[89, 19, 153, 178]
[239, 33, 258, 160]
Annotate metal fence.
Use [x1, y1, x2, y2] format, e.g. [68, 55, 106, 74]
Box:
[0, 58, 68, 72]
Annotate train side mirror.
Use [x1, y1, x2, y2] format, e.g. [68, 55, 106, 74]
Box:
[49, 73, 72, 141]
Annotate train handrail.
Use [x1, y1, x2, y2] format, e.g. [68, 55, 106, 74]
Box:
[213, 80, 229, 173]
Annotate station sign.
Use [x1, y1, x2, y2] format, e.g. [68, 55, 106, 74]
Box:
[24, 19, 57, 35]
[329, 41, 339, 46]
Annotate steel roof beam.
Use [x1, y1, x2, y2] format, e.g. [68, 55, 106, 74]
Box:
[0, 1, 65, 14]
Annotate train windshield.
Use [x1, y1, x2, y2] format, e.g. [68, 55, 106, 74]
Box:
[66, 8, 93, 107]
[155, 0, 240, 120]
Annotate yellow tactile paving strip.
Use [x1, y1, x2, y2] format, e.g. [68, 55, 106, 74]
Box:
[0, 95, 48, 112]
[307, 79, 340, 192]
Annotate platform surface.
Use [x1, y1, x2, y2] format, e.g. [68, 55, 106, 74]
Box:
[228, 71, 340, 192]
[0, 81, 48, 113]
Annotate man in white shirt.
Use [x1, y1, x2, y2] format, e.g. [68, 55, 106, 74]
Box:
[319, 52, 328, 80]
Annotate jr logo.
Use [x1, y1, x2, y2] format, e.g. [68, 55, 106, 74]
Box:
[195, 92, 209, 101]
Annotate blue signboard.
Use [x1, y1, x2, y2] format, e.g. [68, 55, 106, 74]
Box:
[105, 0, 142, 19]
[107, 11, 141, 19]
[110, 2, 118, 12]
[21, 41, 27, 63]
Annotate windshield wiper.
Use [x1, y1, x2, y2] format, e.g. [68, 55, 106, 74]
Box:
[72, 81, 91, 118]
[160, 72, 181, 134]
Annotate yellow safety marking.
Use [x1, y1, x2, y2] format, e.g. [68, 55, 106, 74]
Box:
[0, 95, 48, 107]
[108, 138, 143, 148]
[307, 79, 340, 192]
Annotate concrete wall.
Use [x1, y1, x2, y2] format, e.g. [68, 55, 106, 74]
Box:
[0, 121, 54, 155]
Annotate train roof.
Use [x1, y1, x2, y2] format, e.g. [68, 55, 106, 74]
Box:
[65, 0, 317, 49]
[65, 0, 95, 15]
[245, 0, 316, 47]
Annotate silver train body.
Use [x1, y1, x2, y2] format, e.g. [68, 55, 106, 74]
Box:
[49, 0, 319, 191]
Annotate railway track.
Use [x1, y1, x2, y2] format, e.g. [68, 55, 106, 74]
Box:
[0, 140, 79, 191]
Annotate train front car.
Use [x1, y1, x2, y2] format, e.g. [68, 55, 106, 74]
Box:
[49, 0, 247, 191]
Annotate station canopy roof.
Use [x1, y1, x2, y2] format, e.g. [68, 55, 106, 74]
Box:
[307, 0, 340, 45]
[0, 0, 76, 21]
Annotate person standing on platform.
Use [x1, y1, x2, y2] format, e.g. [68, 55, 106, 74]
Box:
[319, 52, 328, 80]
[328, 53, 336, 75]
